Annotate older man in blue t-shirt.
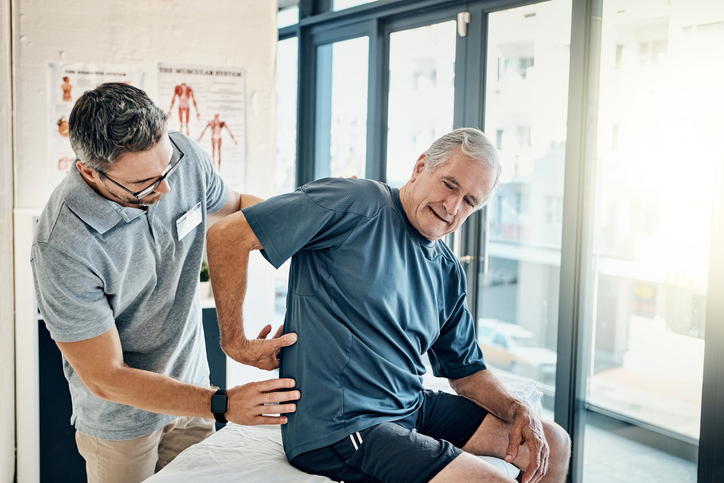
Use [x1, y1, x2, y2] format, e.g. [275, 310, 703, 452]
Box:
[207, 128, 571, 483]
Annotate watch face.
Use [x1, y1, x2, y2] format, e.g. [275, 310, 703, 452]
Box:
[211, 394, 228, 414]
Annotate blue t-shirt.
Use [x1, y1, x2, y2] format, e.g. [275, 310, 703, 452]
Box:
[243, 178, 486, 460]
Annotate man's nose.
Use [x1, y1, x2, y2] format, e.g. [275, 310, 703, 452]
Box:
[155, 178, 172, 195]
[443, 195, 463, 216]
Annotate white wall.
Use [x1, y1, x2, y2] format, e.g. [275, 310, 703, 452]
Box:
[8, 1, 278, 481]
[0, 0, 16, 481]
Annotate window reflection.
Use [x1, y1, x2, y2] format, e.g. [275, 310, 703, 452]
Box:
[277, 0, 299, 28]
[481, 0, 572, 393]
[386, 21, 456, 188]
[585, 0, 721, 447]
[316, 37, 369, 179]
[333, 0, 377, 12]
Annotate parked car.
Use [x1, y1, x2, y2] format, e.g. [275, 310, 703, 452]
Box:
[477, 318, 557, 386]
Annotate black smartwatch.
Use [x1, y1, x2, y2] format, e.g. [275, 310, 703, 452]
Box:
[211, 388, 228, 424]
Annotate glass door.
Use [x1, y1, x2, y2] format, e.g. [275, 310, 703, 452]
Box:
[479, 0, 572, 397]
[578, 1, 722, 480]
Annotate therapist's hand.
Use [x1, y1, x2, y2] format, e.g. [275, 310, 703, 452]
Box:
[227, 325, 296, 371]
[226, 378, 300, 425]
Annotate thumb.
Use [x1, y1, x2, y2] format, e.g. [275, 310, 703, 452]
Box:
[274, 332, 298, 348]
[505, 433, 521, 463]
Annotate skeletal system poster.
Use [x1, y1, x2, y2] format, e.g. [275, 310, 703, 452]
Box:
[47, 63, 144, 185]
[157, 63, 246, 190]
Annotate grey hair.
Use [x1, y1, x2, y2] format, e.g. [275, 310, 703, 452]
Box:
[68, 83, 168, 172]
[423, 127, 501, 207]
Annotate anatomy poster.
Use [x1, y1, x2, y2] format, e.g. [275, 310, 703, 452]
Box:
[157, 63, 246, 189]
[47, 62, 144, 185]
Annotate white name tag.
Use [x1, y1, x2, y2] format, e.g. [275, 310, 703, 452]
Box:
[176, 202, 203, 241]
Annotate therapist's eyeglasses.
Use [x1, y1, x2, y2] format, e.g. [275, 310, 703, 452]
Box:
[92, 136, 185, 200]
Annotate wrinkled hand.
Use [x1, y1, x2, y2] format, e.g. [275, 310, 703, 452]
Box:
[226, 378, 300, 425]
[505, 404, 549, 483]
[229, 325, 296, 371]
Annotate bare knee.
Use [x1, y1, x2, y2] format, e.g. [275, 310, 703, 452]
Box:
[543, 421, 571, 475]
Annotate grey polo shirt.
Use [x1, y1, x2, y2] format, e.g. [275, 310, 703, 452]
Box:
[30, 131, 228, 440]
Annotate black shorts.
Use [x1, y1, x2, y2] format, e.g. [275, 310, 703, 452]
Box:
[291, 390, 489, 483]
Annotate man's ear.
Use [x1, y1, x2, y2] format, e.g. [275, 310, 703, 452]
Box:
[410, 154, 427, 181]
[76, 160, 99, 183]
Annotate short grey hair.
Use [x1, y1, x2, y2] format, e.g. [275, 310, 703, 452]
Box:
[68, 83, 168, 172]
[423, 127, 501, 207]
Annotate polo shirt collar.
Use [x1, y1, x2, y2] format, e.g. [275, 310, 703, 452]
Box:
[64, 164, 147, 234]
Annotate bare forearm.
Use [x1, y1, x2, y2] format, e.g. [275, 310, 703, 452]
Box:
[89, 364, 214, 418]
[450, 369, 526, 423]
[206, 212, 260, 359]
[86, 364, 300, 426]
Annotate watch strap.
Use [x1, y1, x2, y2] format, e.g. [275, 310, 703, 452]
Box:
[211, 388, 228, 424]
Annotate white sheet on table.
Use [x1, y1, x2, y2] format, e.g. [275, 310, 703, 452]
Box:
[145, 424, 333, 483]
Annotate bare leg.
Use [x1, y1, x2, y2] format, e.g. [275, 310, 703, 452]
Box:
[182, 109, 190, 135]
[217, 139, 223, 169]
[212, 142, 219, 170]
[433, 414, 570, 483]
[429, 453, 517, 483]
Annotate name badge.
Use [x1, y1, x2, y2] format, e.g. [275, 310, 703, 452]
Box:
[176, 202, 203, 241]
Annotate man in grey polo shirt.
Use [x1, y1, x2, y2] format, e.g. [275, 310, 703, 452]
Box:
[30, 83, 299, 483]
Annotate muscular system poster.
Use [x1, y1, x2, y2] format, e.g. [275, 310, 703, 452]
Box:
[157, 63, 247, 190]
[47, 62, 144, 186]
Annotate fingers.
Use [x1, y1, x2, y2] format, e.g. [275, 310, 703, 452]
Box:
[256, 324, 272, 339]
[241, 333, 297, 370]
[522, 446, 542, 483]
[505, 431, 521, 463]
[260, 403, 298, 415]
[272, 325, 284, 339]
[253, 377, 298, 395]
[227, 379, 300, 426]
[253, 415, 289, 425]
[522, 436, 549, 483]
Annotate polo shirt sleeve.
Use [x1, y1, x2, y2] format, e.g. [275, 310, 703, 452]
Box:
[31, 242, 115, 343]
[428, 295, 487, 380]
[242, 180, 360, 269]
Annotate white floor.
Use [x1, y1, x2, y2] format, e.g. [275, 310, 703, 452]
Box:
[539, 407, 697, 483]
[582, 422, 696, 483]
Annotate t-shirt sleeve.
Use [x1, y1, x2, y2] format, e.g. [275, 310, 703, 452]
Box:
[31, 242, 115, 343]
[242, 180, 360, 269]
[428, 295, 487, 380]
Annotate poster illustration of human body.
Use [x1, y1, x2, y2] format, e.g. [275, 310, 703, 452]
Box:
[158, 63, 246, 190]
[47, 63, 144, 185]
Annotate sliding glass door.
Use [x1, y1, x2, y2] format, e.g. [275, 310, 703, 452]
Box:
[576, 1, 724, 480]
[479, 0, 572, 396]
